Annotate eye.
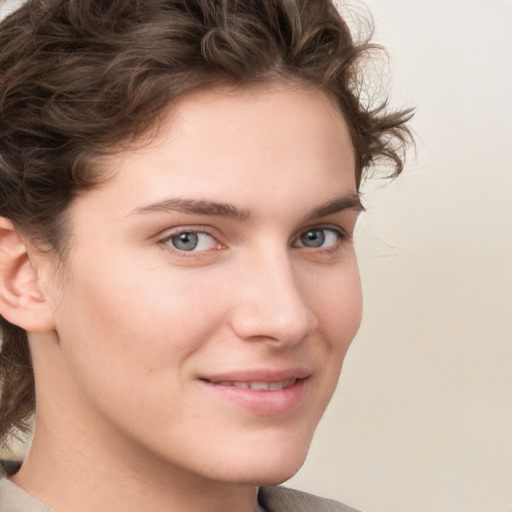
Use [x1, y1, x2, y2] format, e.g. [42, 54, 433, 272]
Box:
[164, 231, 220, 252]
[293, 227, 345, 249]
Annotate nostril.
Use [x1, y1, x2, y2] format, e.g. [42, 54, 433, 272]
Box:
[230, 299, 317, 345]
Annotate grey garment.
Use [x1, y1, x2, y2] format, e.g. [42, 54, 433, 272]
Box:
[0, 477, 53, 512]
[258, 486, 361, 512]
[0, 472, 360, 512]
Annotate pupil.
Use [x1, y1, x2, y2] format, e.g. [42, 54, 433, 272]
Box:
[302, 229, 324, 247]
[173, 232, 198, 251]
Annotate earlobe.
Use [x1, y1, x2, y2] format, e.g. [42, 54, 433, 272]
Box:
[0, 217, 56, 332]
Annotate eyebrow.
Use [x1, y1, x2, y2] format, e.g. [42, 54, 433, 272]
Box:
[130, 197, 252, 221]
[129, 193, 364, 221]
[305, 194, 365, 219]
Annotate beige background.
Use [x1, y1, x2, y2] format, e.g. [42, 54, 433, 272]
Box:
[1, 0, 511, 511]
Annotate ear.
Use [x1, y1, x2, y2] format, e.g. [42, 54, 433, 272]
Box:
[0, 217, 56, 332]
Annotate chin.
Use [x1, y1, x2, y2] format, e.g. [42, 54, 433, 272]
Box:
[220, 459, 307, 487]
[209, 433, 312, 486]
[249, 461, 306, 487]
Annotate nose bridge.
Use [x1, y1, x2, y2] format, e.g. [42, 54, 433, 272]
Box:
[231, 246, 318, 344]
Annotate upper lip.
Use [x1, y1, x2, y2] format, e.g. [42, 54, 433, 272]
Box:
[200, 367, 311, 384]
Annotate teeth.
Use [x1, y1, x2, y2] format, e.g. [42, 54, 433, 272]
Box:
[214, 379, 296, 390]
[250, 381, 270, 391]
[269, 379, 295, 390]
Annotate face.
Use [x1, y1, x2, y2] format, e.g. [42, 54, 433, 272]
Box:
[37, 85, 362, 486]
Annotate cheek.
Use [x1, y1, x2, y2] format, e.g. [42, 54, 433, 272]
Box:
[307, 259, 362, 349]
[49, 266, 231, 440]
[54, 264, 227, 386]
[312, 262, 362, 406]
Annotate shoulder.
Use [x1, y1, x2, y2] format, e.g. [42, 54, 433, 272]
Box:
[0, 476, 53, 512]
[258, 486, 361, 512]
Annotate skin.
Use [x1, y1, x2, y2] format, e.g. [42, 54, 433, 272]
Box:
[6, 85, 363, 512]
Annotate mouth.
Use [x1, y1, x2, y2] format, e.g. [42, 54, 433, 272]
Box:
[212, 379, 298, 391]
[198, 370, 310, 415]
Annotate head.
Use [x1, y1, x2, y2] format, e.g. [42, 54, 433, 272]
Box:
[0, 0, 411, 485]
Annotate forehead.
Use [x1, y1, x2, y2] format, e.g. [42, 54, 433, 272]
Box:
[164, 84, 353, 157]
[113, 85, 353, 182]
[76, 85, 357, 225]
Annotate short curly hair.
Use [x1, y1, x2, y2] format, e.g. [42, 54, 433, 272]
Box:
[0, 0, 412, 445]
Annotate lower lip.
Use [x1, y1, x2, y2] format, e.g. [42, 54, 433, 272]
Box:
[199, 378, 307, 416]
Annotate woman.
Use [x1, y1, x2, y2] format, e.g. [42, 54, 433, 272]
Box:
[0, 1, 412, 510]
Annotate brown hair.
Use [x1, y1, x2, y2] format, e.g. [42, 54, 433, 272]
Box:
[0, 0, 413, 445]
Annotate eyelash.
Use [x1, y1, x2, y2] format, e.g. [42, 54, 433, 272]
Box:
[158, 225, 351, 257]
[159, 227, 222, 256]
[291, 226, 351, 253]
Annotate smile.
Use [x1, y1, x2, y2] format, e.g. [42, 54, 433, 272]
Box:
[199, 371, 309, 415]
[214, 379, 297, 391]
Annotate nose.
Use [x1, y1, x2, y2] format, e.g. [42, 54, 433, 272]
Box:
[230, 251, 318, 346]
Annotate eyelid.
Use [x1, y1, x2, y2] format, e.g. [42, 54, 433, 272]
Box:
[159, 225, 208, 238]
[292, 224, 352, 249]
[293, 224, 348, 240]
[157, 225, 225, 254]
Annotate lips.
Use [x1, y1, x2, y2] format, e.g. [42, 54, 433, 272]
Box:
[201, 367, 310, 384]
[198, 368, 310, 415]
[214, 379, 296, 391]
